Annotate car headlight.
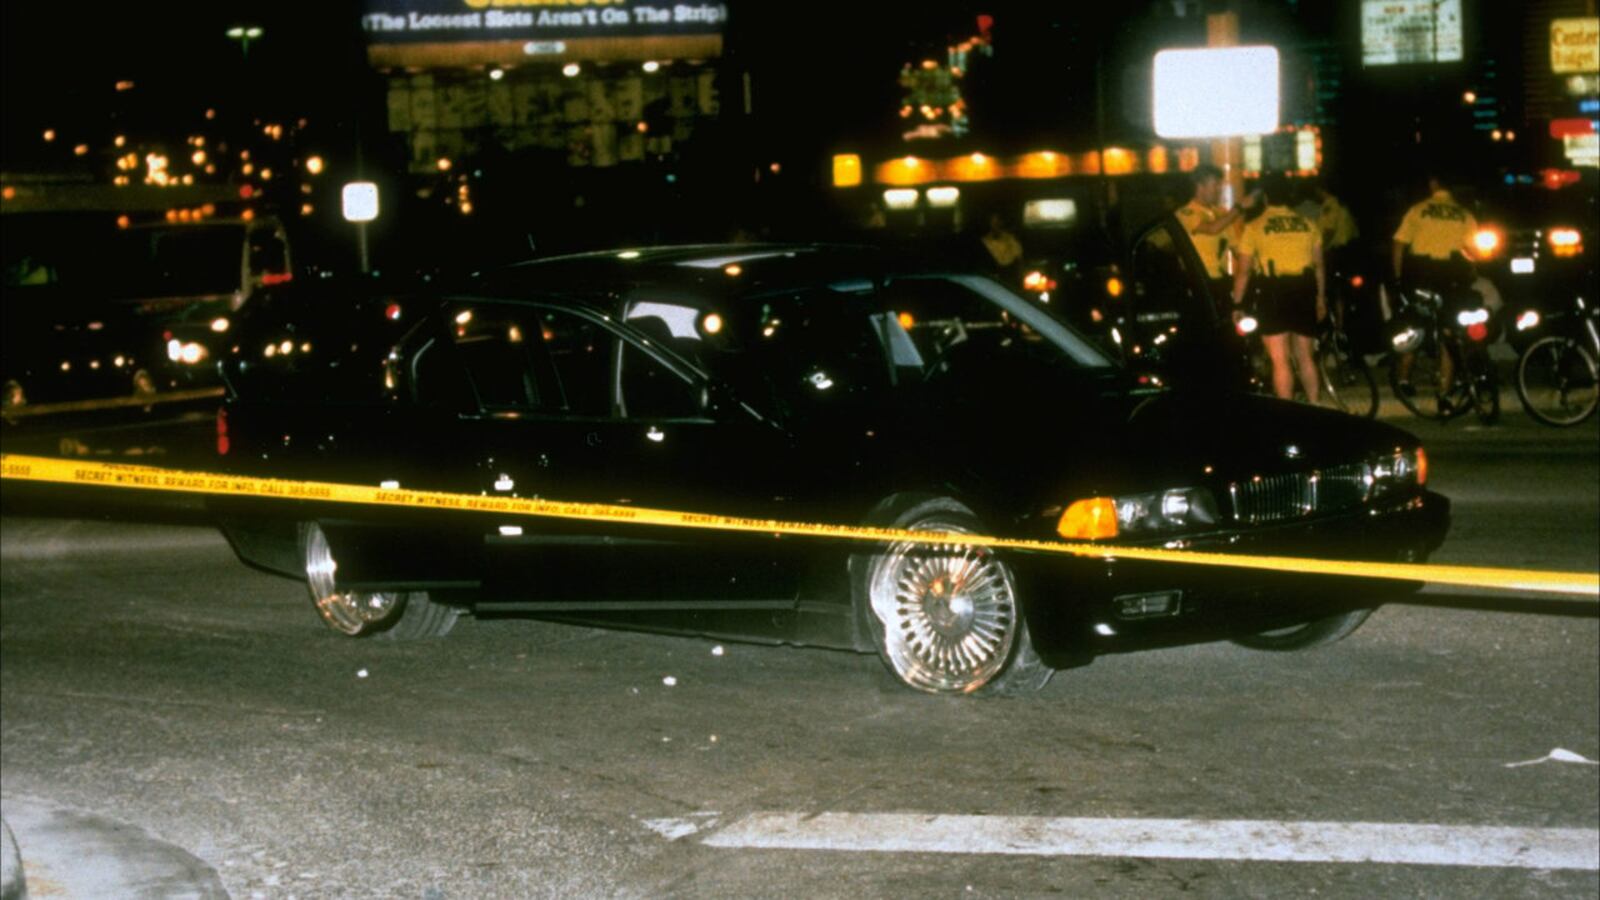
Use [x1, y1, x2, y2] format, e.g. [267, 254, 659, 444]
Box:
[1112, 487, 1219, 536]
[1370, 447, 1426, 498]
[1057, 488, 1218, 540]
[169, 340, 208, 365]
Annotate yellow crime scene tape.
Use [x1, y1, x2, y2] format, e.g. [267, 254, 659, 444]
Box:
[2, 453, 1596, 599]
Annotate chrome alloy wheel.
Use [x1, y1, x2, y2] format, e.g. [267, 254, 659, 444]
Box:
[303, 523, 402, 635]
[868, 523, 1020, 694]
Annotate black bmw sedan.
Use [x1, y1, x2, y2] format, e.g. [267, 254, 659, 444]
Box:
[212, 245, 1449, 695]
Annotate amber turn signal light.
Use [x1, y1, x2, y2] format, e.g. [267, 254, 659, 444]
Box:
[1416, 447, 1428, 487]
[1058, 497, 1118, 540]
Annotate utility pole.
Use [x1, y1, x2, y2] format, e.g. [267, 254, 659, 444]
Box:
[1207, 10, 1245, 209]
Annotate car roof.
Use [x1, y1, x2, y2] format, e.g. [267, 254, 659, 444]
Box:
[473, 242, 929, 304]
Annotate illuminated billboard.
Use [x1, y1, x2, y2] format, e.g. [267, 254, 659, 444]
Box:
[1551, 18, 1600, 74]
[363, 0, 728, 68]
[1362, 0, 1463, 66]
[1153, 47, 1280, 139]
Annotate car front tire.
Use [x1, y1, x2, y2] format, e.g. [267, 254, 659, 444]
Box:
[1231, 608, 1372, 651]
[852, 496, 1051, 696]
[299, 522, 459, 639]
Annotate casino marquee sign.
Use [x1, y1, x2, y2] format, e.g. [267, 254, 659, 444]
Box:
[362, 0, 728, 67]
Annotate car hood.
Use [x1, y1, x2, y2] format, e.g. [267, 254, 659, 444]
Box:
[902, 376, 1421, 521]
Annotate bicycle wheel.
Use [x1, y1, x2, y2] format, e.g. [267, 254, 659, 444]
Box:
[1389, 339, 1450, 419]
[1317, 335, 1378, 418]
[1462, 348, 1501, 425]
[1517, 336, 1600, 426]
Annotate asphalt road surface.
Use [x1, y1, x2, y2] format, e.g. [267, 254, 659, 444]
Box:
[2, 413, 1597, 898]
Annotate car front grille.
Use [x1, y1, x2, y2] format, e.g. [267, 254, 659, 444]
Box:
[1229, 463, 1370, 525]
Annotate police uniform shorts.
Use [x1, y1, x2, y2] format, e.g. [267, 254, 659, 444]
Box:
[1402, 256, 1473, 297]
[1256, 273, 1318, 336]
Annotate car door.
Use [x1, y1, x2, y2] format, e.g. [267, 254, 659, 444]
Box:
[449, 298, 804, 607]
[1124, 215, 1244, 385]
[579, 307, 809, 605]
[427, 299, 621, 603]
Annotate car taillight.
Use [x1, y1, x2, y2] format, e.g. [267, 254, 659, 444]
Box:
[1549, 228, 1583, 257]
[1471, 228, 1502, 259]
[216, 407, 230, 456]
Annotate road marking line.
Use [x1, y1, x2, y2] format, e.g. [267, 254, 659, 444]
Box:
[694, 812, 1600, 871]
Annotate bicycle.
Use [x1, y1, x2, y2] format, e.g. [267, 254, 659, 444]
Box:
[1235, 304, 1378, 417]
[1515, 294, 1599, 427]
[1386, 286, 1500, 425]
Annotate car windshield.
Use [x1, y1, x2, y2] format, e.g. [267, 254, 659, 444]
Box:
[618, 273, 1113, 423]
[95, 227, 245, 299]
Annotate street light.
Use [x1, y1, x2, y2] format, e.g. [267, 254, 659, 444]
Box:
[226, 25, 264, 58]
[342, 181, 379, 274]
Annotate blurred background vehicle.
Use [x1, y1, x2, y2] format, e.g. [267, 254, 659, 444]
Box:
[1, 211, 295, 419]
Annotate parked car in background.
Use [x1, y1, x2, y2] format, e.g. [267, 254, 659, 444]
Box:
[1, 214, 294, 416]
[1462, 179, 1598, 356]
[211, 245, 1448, 695]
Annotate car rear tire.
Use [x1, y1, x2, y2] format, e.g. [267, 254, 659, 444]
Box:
[299, 522, 459, 639]
[852, 496, 1051, 696]
[1231, 608, 1372, 652]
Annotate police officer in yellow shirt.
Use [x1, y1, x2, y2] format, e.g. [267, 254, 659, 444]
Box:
[1391, 173, 1479, 406]
[1175, 165, 1260, 314]
[1315, 182, 1358, 275]
[1230, 176, 1326, 403]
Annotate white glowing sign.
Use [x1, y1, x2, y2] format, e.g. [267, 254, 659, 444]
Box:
[1362, 0, 1463, 66]
[1153, 46, 1280, 139]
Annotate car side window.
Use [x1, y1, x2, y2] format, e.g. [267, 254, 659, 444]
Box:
[1130, 220, 1214, 333]
[537, 308, 612, 418]
[619, 341, 702, 420]
[451, 307, 549, 412]
[410, 337, 476, 411]
[881, 277, 1012, 363]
